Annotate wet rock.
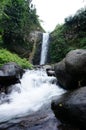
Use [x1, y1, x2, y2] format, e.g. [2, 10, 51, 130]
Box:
[54, 59, 78, 90]
[51, 86, 86, 129]
[0, 104, 81, 130]
[46, 70, 55, 76]
[0, 105, 59, 130]
[43, 65, 52, 70]
[0, 62, 24, 77]
[0, 92, 10, 104]
[54, 49, 86, 90]
[65, 49, 86, 75]
[65, 49, 86, 88]
[0, 62, 24, 93]
[45, 65, 55, 77]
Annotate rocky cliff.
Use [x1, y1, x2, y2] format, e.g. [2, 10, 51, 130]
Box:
[28, 31, 43, 65]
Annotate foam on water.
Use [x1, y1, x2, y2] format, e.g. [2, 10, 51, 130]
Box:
[0, 69, 65, 122]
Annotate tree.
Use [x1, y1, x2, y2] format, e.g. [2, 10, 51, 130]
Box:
[0, 0, 41, 46]
[1, 0, 28, 44]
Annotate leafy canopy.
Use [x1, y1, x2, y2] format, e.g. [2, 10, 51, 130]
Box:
[50, 7, 86, 63]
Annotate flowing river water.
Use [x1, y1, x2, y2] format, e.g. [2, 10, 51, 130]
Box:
[0, 31, 80, 129]
[0, 30, 66, 129]
[0, 68, 65, 125]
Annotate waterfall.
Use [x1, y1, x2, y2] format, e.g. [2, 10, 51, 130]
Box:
[40, 33, 49, 65]
[0, 69, 65, 123]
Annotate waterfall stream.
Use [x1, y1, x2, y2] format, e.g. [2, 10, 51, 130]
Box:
[40, 33, 49, 65]
[0, 69, 65, 123]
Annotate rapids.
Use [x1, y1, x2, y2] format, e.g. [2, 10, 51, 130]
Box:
[0, 68, 65, 123]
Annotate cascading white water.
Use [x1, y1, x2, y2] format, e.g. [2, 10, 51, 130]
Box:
[0, 69, 65, 123]
[40, 33, 49, 65]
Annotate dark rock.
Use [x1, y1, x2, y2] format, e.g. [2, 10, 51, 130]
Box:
[47, 70, 55, 76]
[0, 105, 59, 130]
[54, 59, 78, 90]
[51, 87, 86, 128]
[0, 62, 24, 93]
[65, 49, 86, 88]
[43, 65, 52, 70]
[45, 65, 55, 77]
[65, 49, 86, 76]
[0, 62, 24, 77]
[54, 49, 86, 90]
[0, 76, 21, 93]
[0, 92, 10, 104]
[0, 103, 80, 130]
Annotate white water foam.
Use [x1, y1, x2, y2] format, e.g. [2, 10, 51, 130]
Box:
[0, 69, 65, 122]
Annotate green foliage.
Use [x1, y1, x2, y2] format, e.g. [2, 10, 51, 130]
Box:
[1, 0, 43, 36]
[0, 0, 43, 58]
[1, 0, 30, 45]
[50, 8, 86, 63]
[0, 49, 33, 69]
[50, 24, 69, 62]
[79, 38, 86, 48]
[50, 7, 86, 63]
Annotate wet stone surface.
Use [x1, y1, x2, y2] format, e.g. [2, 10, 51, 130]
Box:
[0, 105, 58, 130]
[0, 105, 81, 130]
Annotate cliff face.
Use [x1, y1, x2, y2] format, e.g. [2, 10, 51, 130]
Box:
[4, 31, 43, 65]
[28, 31, 43, 65]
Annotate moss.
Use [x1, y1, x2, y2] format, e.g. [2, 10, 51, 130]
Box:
[0, 49, 33, 69]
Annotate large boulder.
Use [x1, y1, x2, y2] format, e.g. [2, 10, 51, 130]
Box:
[65, 49, 86, 76]
[54, 59, 78, 90]
[51, 87, 86, 128]
[54, 49, 86, 90]
[65, 49, 86, 87]
[0, 62, 25, 93]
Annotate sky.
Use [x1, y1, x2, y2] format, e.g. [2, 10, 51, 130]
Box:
[32, 0, 86, 32]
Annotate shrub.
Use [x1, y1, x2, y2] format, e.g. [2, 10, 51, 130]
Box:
[0, 49, 33, 69]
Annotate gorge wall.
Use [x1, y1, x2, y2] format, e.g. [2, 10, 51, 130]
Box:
[28, 31, 43, 65]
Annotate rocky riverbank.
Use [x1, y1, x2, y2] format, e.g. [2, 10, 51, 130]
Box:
[0, 103, 80, 130]
[0, 49, 86, 130]
[51, 49, 86, 128]
[0, 62, 24, 93]
[54, 49, 86, 90]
